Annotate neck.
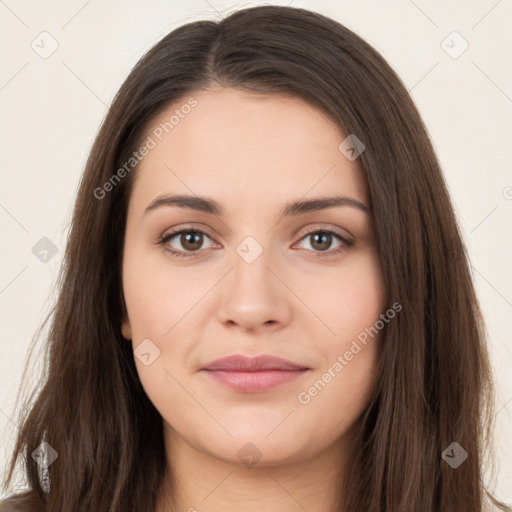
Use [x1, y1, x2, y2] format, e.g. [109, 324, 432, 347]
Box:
[156, 421, 360, 512]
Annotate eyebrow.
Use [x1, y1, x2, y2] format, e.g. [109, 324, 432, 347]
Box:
[144, 193, 371, 217]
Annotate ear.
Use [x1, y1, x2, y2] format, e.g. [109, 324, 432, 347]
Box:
[121, 315, 132, 340]
[119, 286, 132, 340]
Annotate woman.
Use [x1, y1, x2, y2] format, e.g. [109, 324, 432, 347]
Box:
[1, 5, 509, 512]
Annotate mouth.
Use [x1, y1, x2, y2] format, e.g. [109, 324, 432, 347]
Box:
[202, 369, 310, 392]
[200, 354, 311, 393]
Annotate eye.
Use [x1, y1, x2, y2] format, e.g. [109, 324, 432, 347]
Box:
[157, 226, 354, 259]
[158, 228, 216, 258]
[293, 227, 353, 257]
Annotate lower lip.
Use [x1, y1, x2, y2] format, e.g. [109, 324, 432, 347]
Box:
[202, 369, 309, 392]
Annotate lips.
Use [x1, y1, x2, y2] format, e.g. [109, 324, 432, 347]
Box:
[201, 354, 309, 372]
[200, 354, 310, 393]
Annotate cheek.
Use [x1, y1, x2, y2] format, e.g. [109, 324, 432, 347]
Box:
[306, 249, 386, 344]
[295, 250, 385, 413]
[122, 247, 201, 395]
[122, 244, 187, 339]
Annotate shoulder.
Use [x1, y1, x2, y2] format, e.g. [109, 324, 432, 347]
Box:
[0, 492, 43, 512]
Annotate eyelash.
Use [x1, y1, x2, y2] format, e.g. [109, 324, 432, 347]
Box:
[157, 226, 354, 259]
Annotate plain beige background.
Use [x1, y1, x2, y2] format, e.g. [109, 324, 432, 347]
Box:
[0, 0, 511, 503]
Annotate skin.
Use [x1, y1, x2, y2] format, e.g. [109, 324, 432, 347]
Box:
[121, 87, 387, 512]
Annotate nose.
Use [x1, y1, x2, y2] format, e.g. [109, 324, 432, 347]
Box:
[216, 243, 292, 332]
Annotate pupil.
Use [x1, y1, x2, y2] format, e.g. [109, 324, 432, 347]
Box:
[183, 232, 202, 250]
[312, 232, 330, 251]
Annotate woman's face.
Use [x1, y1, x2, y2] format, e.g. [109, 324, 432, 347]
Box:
[121, 87, 386, 467]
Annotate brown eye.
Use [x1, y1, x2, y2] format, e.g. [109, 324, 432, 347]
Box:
[178, 231, 204, 251]
[296, 229, 352, 256]
[301, 229, 351, 254]
[159, 229, 215, 257]
[308, 231, 335, 252]
[159, 227, 353, 260]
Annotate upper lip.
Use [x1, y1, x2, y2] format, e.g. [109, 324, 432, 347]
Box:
[201, 355, 310, 372]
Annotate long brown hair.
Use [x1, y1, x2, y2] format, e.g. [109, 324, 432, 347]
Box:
[2, 5, 509, 511]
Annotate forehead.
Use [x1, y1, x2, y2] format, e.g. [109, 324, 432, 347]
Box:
[129, 87, 368, 215]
